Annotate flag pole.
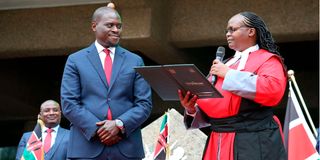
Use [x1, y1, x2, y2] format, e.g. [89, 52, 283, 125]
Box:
[288, 70, 318, 138]
[166, 109, 170, 160]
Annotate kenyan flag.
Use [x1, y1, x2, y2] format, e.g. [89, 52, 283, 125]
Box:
[153, 112, 169, 160]
[21, 119, 45, 160]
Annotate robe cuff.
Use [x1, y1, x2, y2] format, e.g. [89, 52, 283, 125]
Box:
[222, 69, 257, 100]
[184, 106, 210, 129]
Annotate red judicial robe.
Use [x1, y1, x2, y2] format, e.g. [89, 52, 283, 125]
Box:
[194, 49, 287, 160]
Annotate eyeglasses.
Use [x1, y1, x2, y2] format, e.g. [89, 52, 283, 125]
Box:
[225, 26, 249, 34]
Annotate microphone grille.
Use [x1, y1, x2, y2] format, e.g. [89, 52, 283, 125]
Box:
[216, 46, 225, 57]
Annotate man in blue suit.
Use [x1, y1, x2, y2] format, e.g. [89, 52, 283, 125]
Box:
[16, 100, 69, 160]
[60, 5, 152, 160]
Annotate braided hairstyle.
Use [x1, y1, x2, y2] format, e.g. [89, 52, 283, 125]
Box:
[240, 12, 281, 56]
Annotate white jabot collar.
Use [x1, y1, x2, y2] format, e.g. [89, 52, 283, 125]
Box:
[225, 44, 259, 70]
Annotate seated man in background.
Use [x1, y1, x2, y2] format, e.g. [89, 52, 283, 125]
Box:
[16, 100, 69, 160]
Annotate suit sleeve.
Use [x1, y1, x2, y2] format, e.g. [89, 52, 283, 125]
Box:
[61, 56, 100, 140]
[116, 58, 152, 137]
[222, 56, 286, 106]
[16, 133, 29, 160]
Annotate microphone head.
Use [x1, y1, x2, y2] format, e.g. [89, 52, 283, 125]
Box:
[212, 46, 225, 84]
[216, 46, 225, 60]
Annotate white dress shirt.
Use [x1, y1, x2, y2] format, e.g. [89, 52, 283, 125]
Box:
[42, 125, 59, 148]
[95, 40, 116, 69]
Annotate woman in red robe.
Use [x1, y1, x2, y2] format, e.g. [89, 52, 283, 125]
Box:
[178, 12, 287, 160]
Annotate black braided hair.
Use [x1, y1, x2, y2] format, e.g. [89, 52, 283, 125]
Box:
[240, 12, 281, 56]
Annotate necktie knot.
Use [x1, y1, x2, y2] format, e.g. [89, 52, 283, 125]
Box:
[47, 128, 53, 133]
[103, 49, 110, 56]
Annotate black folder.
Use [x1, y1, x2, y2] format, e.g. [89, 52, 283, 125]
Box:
[134, 64, 223, 101]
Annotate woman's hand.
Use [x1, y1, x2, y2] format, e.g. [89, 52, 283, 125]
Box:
[178, 90, 198, 114]
[210, 59, 230, 78]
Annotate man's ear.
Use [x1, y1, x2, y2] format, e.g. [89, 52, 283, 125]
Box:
[91, 21, 97, 32]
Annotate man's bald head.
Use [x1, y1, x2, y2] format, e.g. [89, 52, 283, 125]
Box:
[92, 6, 120, 22]
[91, 6, 122, 48]
[39, 100, 61, 128]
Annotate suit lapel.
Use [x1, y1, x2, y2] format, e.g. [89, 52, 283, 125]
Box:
[86, 43, 109, 89]
[108, 46, 125, 92]
[45, 128, 66, 160]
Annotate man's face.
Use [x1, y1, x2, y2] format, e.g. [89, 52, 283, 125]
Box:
[39, 102, 61, 128]
[92, 11, 122, 48]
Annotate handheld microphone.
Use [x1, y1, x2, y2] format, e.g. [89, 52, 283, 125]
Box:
[211, 46, 225, 85]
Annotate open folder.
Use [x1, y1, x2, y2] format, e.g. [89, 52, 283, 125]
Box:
[134, 64, 223, 101]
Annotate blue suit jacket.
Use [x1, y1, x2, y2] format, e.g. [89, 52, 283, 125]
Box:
[16, 127, 69, 160]
[60, 44, 152, 159]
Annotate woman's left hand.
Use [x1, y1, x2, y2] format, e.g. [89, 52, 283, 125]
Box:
[178, 90, 198, 114]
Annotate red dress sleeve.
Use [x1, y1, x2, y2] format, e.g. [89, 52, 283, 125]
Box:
[254, 56, 287, 106]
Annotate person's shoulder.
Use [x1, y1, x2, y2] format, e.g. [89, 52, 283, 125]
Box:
[68, 43, 96, 58]
[116, 45, 142, 59]
[21, 131, 32, 139]
[58, 127, 70, 138]
[252, 49, 276, 59]
[255, 49, 273, 55]
[59, 127, 70, 133]
[259, 49, 282, 60]
[254, 49, 284, 67]
[56, 127, 70, 143]
[23, 131, 32, 135]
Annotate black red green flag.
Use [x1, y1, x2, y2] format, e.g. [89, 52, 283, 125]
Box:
[21, 119, 45, 160]
[153, 112, 169, 160]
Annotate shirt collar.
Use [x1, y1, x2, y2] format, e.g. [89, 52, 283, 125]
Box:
[226, 44, 260, 71]
[235, 44, 259, 56]
[42, 125, 59, 133]
[95, 40, 116, 55]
